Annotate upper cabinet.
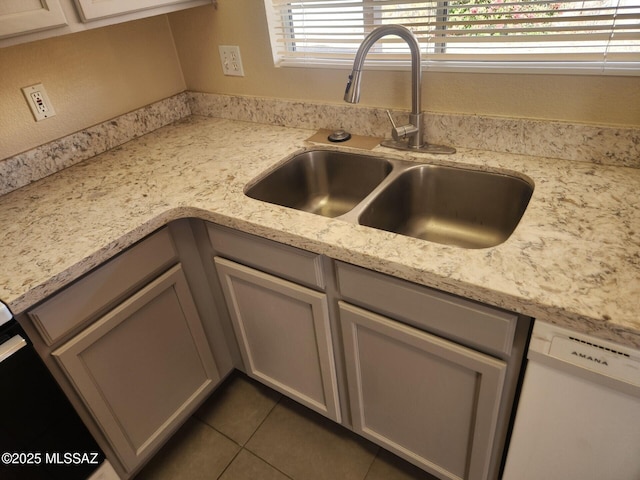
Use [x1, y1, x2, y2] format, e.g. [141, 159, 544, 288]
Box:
[73, 0, 210, 22]
[0, 0, 68, 39]
[0, 0, 213, 47]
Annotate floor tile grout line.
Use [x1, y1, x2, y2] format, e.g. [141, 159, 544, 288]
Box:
[190, 414, 295, 480]
[361, 446, 383, 480]
[237, 392, 338, 480]
[239, 393, 291, 476]
[213, 447, 243, 480]
[240, 392, 383, 480]
[190, 374, 391, 480]
[241, 389, 284, 447]
[192, 375, 295, 479]
[139, 373, 431, 480]
[193, 401, 383, 480]
[200, 387, 297, 480]
[191, 415, 250, 454]
[239, 448, 297, 480]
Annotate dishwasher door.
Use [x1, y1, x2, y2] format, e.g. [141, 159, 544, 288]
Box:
[503, 321, 640, 480]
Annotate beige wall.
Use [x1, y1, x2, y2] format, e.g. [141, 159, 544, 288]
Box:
[1, 2, 638, 162]
[169, 2, 640, 127]
[0, 15, 185, 160]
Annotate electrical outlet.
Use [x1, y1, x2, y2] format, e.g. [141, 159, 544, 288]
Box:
[219, 45, 245, 77]
[22, 83, 56, 121]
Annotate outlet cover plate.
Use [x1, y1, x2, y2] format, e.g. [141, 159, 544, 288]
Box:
[22, 83, 56, 121]
[219, 45, 245, 77]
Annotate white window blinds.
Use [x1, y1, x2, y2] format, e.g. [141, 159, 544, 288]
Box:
[265, 0, 640, 74]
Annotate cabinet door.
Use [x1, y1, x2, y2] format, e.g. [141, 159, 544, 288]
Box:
[340, 302, 506, 480]
[53, 264, 220, 473]
[215, 257, 341, 422]
[73, 0, 208, 21]
[0, 0, 67, 39]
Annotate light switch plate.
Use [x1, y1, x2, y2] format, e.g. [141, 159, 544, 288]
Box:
[22, 83, 56, 121]
[219, 45, 245, 77]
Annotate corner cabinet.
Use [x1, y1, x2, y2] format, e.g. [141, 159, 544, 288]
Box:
[52, 265, 219, 472]
[24, 226, 223, 479]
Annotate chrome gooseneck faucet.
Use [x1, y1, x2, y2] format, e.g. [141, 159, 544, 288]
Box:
[344, 25, 455, 154]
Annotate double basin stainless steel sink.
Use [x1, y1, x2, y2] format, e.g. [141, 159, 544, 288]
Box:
[245, 150, 534, 249]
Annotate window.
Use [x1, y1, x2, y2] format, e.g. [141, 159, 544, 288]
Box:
[264, 0, 640, 74]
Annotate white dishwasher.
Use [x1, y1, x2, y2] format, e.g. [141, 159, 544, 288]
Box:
[503, 320, 640, 480]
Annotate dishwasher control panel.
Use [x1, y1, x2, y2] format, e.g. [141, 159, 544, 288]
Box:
[530, 321, 640, 387]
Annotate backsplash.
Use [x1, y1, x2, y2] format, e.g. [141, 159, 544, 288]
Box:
[1, 91, 638, 197]
[189, 92, 640, 169]
[0, 93, 190, 197]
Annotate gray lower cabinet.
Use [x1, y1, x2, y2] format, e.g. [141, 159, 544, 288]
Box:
[214, 256, 341, 422]
[340, 302, 507, 480]
[24, 222, 527, 480]
[52, 264, 220, 473]
[208, 225, 527, 480]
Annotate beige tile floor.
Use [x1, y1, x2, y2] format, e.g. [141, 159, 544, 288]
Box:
[136, 372, 438, 480]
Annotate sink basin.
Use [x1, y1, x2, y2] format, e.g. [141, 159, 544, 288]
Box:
[246, 150, 392, 218]
[358, 164, 534, 249]
[246, 149, 533, 249]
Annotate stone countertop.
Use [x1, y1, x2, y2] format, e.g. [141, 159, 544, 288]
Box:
[1, 115, 639, 348]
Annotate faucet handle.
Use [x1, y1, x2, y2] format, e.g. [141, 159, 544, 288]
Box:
[385, 110, 401, 141]
[385, 110, 397, 130]
[385, 110, 418, 142]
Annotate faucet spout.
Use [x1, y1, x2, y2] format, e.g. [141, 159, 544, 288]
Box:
[344, 25, 455, 154]
[344, 25, 421, 117]
[344, 70, 363, 104]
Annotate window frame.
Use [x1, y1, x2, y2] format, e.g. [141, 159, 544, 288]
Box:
[264, 0, 640, 76]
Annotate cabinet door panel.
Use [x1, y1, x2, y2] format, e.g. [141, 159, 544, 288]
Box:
[73, 0, 206, 21]
[340, 302, 506, 480]
[53, 264, 219, 472]
[215, 257, 340, 422]
[0, 0, 67, 39]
